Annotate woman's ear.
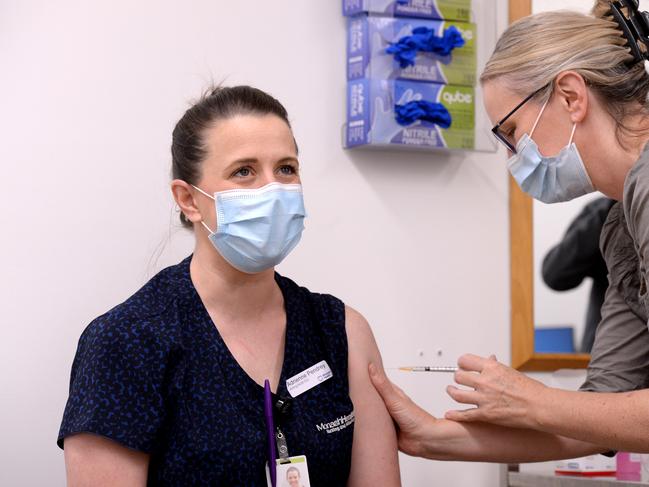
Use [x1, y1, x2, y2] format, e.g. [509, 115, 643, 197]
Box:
[170, 180, 202, 224]
[554, 71, 589, 124]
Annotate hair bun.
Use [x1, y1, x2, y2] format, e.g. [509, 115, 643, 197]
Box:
[592, 0, 618, 19]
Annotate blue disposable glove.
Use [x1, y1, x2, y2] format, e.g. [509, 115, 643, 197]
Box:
[394, 100, 452, 128]
[386, 25, 465, 68]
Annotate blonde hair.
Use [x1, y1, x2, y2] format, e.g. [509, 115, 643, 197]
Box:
[481, 0, 649, 141]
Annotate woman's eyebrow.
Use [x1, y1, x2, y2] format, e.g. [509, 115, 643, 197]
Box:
[223, 158, 258, 172]
[277, 157, 300, 165]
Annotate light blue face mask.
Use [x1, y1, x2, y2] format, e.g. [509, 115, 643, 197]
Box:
[192, 182, 306, 274]
[507, 98, 595, 204]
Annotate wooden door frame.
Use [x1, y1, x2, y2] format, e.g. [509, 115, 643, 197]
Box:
[508, 0, 590, 371]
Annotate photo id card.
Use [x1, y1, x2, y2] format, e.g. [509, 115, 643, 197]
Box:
[266, 455, 311, 487]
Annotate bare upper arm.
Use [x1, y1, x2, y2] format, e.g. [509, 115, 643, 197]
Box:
[64, 433, 149, 487]
[345, 306, 401, 487]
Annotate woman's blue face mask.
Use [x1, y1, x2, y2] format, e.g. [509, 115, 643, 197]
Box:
[193, 182, 306, 274]
[507, 97, 595, 204]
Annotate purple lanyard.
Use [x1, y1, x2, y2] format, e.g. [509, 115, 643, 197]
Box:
[264, 379, 277, 487]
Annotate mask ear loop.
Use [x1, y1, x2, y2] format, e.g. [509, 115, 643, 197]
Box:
[527, 93, 578, 147]
[568, 122, 578, 146]
[191, 184, 217, 234]
[191, 184, 216, 201]
[529, 97, 550, 138]
[200, 221, 215, 235]
[567, 120, 592, 186]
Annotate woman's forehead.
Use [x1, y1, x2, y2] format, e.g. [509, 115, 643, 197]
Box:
[484, 81, 519, 117]
[202, 114, 296, 160]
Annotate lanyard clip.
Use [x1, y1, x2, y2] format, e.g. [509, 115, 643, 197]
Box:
[276, 427, 291, 463]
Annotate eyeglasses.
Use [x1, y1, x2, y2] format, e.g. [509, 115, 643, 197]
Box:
[491, 85, 549, 154]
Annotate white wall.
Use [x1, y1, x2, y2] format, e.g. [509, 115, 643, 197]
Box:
[0, 1, 510, 485]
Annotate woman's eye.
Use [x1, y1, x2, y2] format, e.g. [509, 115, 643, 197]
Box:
[279, 165, 297, 175]
[233, 167, 252, 177]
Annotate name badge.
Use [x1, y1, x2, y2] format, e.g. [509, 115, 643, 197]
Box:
[286, 360, 332, 398]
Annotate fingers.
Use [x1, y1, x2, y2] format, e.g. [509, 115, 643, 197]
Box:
[457, 353, 488, 372]
[446, 385, 480, 406]
[453, 369, 479, 388]
[444, 408, 482, 422]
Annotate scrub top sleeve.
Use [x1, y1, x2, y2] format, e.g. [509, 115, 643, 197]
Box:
[624, 150, 649, 297]
[57, 316, 167, 453]
[580, 283, 649, 392]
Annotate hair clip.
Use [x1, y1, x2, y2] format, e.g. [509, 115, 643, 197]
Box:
[610, 0, 649, 64]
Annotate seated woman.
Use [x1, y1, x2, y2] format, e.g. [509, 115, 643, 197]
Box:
[57, 86, 400, 486]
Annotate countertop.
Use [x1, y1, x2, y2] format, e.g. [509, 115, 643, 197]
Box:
[509, 472, 648, 486]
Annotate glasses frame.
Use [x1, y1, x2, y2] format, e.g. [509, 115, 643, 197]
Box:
[491, 84, 549, 154]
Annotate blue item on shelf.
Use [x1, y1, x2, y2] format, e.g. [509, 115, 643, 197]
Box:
[394, 100, 452, 127]
[342, 0, 472, 22]
[534, 327, 576, 353]
[386, 25, 465, 68]
[346, 78, 474, 149]
[347, 16, 476, 86]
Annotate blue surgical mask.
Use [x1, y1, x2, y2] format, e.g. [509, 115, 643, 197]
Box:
[507, 98, 595, 204]
[192, 182, 306, 274]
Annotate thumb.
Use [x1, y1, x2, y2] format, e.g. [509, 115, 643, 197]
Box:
[369, 363, 434, 432]
[369, 363, 398, 408]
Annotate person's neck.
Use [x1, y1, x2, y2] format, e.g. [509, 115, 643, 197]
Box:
[598, 117, 649, 201]
[189, 239, 280, 326]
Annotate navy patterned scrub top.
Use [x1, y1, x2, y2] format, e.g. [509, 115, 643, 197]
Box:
[57, 256, 355, 486]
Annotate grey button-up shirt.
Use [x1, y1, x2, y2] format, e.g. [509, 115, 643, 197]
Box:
[581, 147, 649, 392]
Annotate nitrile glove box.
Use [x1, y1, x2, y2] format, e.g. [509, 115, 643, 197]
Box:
[346, 79, 474, 149]
[348, 15, 476, 86]
[343, 0, 472, 22]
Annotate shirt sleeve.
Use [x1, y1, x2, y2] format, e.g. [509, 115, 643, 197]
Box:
[580, 283, 649, 392]
[624, 149, 649, 302]
[57, 314, 168, 453]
